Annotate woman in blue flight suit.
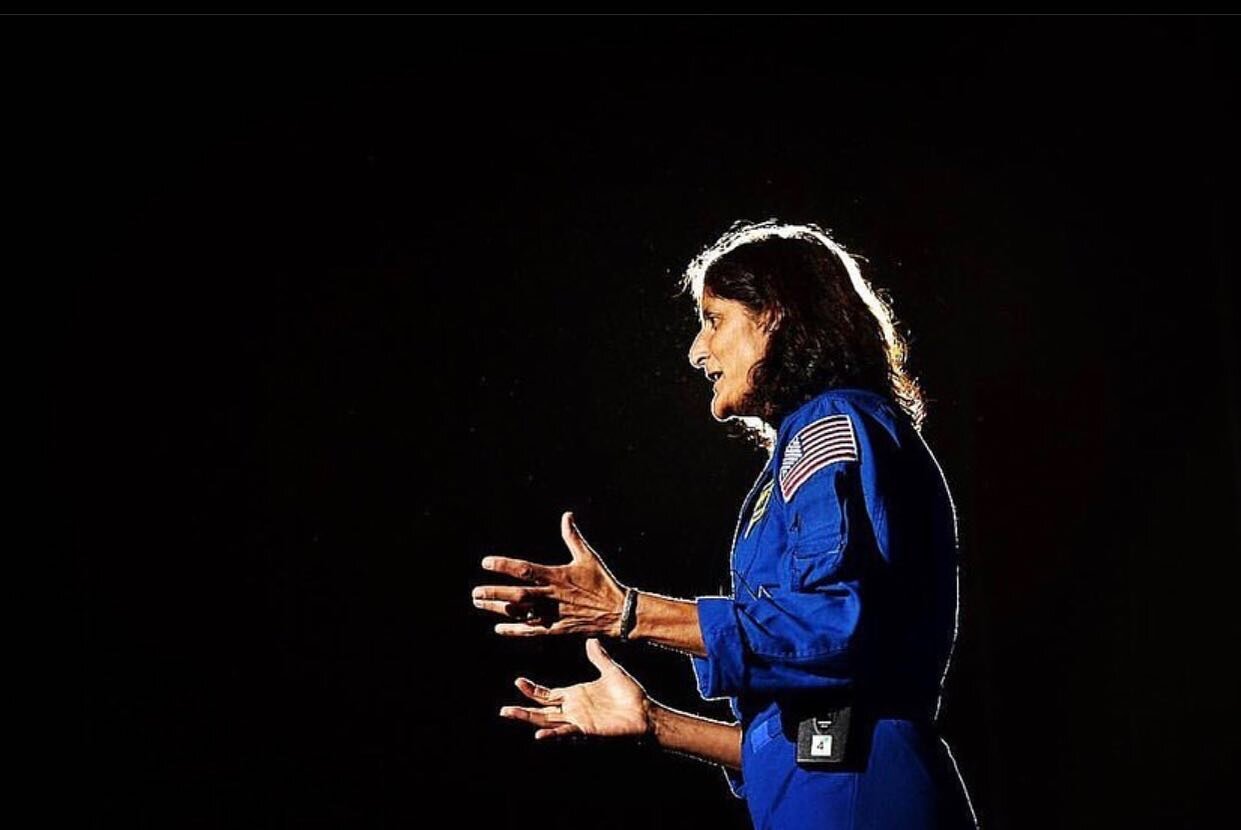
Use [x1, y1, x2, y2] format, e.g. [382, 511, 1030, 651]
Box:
[471, 221, 978, 829]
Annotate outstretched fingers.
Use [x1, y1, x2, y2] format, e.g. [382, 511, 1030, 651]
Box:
[471, 599, 527, 618]
[499, 705, 567, 729]
[535, 724, 580, 741]
[501, 677, 575, 738]
[514, 676, 559, 705]
[492, 621, 556, 637]
[480, 556, 555, 585]
[473, 585, 555, 604]
[471, 585, 555, 619]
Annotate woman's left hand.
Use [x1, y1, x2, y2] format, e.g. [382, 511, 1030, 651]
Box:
[472, 511, 628, 638]
[499, 639, 651, 740]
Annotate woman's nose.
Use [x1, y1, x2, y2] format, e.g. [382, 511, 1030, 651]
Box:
[688, 330, 708, 369]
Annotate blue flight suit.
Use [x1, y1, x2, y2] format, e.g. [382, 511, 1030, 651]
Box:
[692, 388, 978, 829]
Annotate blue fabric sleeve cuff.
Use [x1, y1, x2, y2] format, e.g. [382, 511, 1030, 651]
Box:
[692, 596, 747, 699]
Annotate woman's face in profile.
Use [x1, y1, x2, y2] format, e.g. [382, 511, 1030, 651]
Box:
[687, 290, 775, 421]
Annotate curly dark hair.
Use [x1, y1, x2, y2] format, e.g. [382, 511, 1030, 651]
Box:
[681, 221, 925, 444]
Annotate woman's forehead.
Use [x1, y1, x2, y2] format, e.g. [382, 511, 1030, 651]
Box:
[701, 292, 753, 313]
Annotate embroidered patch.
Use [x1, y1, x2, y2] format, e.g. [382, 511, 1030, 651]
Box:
[744, 480, 774, 538]
[778, 414, 858, 502]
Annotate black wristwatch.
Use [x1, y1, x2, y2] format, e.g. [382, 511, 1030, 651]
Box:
[618, 587, 639, 641]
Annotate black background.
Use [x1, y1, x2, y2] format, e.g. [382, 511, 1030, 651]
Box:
[49, 16, 1238, 829]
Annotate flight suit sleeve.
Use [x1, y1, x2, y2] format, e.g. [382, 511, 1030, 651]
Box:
[692, 401, 870, 700]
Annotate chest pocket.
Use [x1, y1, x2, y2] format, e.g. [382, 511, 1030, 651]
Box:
[784, 465, 853, 592]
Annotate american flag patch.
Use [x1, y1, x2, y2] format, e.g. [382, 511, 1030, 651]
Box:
[778, 414, 858, 502]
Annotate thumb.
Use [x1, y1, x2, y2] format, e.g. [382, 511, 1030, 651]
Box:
[561, 510, 591, 563]
[585, 637, 615, 674]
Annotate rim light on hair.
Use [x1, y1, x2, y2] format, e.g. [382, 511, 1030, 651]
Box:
[682, 220, 903, 380]
[682, 219, 923, 437]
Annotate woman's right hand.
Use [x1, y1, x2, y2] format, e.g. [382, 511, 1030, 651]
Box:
[500, 639, 651, 741]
